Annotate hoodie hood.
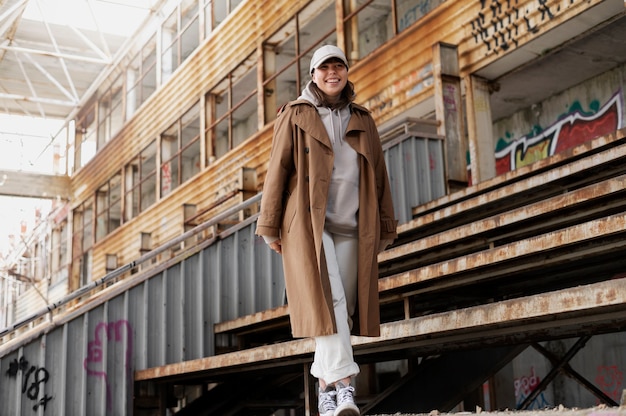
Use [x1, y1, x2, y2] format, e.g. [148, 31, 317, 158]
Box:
[298, 81, 321, 105]
[299, 81, 351, 146]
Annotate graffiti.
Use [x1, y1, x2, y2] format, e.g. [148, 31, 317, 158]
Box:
[537, 0, 556, 20]
[161, 161, 172, 195]
[399, 63, 434, 98]
[514, 366, 550, 409]
[595, 365, 624, 403]
[443, 84, 459, 112]
[398, 0, 445, 32]
[363, 63, 433, 118]
[6, 355, 53, 412]
[84, 319, 133, 411]
[366, 93, 394, 118]
[443, 83, 460, 130]
[471, 0, 586, 56]
[494, 91, 623, 174]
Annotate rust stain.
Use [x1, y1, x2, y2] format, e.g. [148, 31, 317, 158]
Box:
[598, 288, 618, 305]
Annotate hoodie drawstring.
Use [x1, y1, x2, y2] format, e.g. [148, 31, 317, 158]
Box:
[336, 109, 343, 147]
[329, 109, 335, 145]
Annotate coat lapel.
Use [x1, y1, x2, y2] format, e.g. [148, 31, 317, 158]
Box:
[345, 108, 374, 166]
[291, 101, 332, 149]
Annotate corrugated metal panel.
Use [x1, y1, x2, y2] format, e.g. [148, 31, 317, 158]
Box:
[0, 221, 284, 415]
[384, 133, 447, 224]
[214, 225, 285, 321]
[0, 131, 444, 416]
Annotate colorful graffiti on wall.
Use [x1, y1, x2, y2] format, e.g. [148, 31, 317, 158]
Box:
[364, 63, 433, 119]
[84, 319, 133, 411]
[398, 0, 447, 32]
[514, 366, 550, 409]
[494, 92, 623, 175]
[595, 365, 624, 404]
[471, 0, 598, 57]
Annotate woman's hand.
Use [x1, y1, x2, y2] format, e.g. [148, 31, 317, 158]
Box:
[269, 239, 282, 254]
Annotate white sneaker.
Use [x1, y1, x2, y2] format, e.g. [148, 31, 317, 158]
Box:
[334, 381, 360, 416]
[318, 385, 337, 416]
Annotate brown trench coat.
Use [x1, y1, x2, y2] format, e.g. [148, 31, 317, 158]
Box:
[255, 99, 398, 338]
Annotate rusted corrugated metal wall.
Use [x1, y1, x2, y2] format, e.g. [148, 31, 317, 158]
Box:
[0, 131, 440, 414]
[0, 224, 284, 416]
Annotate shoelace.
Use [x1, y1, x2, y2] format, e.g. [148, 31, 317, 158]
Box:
[319, 389, 337, 411]
[336, 384, 355, 404]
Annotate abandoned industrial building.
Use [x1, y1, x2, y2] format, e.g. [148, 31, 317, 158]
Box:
[1, 0, 625, 414]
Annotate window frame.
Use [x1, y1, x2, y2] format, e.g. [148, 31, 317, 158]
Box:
[160, 102, 202, 197]
[205, 54, 258, 162]
[95, 172, 122, 242]
[124, 140, 157, 220]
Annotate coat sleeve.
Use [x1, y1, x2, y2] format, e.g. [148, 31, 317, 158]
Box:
[255, 107, 295, 238]
[368, 115, 398, 241]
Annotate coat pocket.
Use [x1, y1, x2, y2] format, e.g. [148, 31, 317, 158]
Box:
[283, 196, 297, 234]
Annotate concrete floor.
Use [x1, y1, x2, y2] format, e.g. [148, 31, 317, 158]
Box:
[373, 405, 626, 416]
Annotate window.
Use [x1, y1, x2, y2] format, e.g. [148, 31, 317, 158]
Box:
[344, 0, 393, 61]
[211, 0, 244, 28]
[263, 0, 337, 123]
[50, 219, 68, 286]
[162, 0, 201, 83]
[160, 102, 201, 197]
[97, 73, 125, 148]
[75, 102, 97, 169]
[34, 240, 44, 281]
[51, 125, 70, 176]
[125, 141, 157, 219]
[203, 0, 212, 35]
[396, 0, 447, 33]
[127, 35, 157, 119]
[206, 55, 258, 162]
[95, 173, 122, 241]
[344, 0, 448, 61]
[72, 197, 94, 287]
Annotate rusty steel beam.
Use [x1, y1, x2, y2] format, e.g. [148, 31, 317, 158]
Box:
[378, 212, 626, 294]
[401, 134, 626, 242]
[356, 278, 626, 356]
[408, 127, 626, 224]
[135, 277, 626, 383]
[214, 304, 289, 334]
[0, 169, 70, 199]
[518, 336, 592, 410]
[380, 175, 626, 266]
[531, 341, 619, 407]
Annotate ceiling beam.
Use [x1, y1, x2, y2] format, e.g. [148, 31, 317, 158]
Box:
[0, 92, 76, 106]
[0, 0, 29, 36]
[0, 44, 111, 64]
[0, 170, 70, 199]
[0, 0, 28, 63]
[13, 47, 46, 117]
[18, 47, 79, 102]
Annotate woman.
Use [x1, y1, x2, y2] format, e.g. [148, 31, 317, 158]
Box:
[256, 44, 397, 416]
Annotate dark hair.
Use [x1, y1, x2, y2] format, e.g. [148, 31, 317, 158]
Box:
[308, 80, 356, 109]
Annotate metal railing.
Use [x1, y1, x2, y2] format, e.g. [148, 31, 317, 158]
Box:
[0, 193, 263, 339]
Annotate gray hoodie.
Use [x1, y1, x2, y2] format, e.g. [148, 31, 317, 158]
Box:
[299, 81, 360, 237]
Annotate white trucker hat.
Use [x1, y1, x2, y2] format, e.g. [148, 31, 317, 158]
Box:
[309, 45, 349, 74]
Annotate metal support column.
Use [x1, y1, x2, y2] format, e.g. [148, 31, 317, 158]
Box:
[532, 339, 619, 406]
[518, 336, 594, 410]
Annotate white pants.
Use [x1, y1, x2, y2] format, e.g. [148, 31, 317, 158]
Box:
[310, 229, 360, 384]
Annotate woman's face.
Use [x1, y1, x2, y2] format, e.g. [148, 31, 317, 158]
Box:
[312, 59, 348, 101]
